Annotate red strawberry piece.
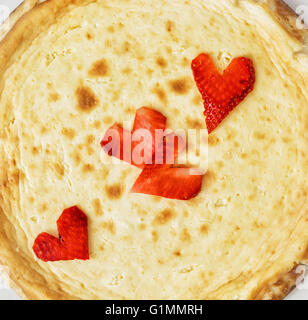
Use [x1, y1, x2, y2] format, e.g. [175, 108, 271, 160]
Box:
[101, 107, 167, 168]
[131, 167, 204, 200]
[132, 107, 167, 165]
[133, 106, 167, 134]
[33, 206, 89, 262]
[101, 124, 142, 167]
[191, 53, 255, 133]
[152, 132, 185, 168]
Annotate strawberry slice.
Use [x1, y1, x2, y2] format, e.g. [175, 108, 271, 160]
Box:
[132, 107, 167, 165]
[33, 206, 89, 262]
[101, 107, 204, 201]
[133, 107, 167, 133]
[101, 107, 167, 168]
[152, 133, 185, 168]
[101, 124, 141, 167]
[131, 167, 204, 200]
[191, 53, 255, 133]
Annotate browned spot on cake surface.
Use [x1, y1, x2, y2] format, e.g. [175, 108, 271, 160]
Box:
[39, 203, 48, 213]
[180, 228, 191, 242]
[76, 86, 98, 111]
[54, 162, 65, 177]
[122, 67, 132, 75]
[192, 94, 203, 105]
[89, 59, 109, 77]
[152, 86, 167, 103]
[62, 128, 76, 140]
[72, 151, 81, 165]
[87, 146, 94, 156]
[282, 136, 291, 144]
[208, 134, 220, 146]
[41, 126, 49, 135]
[253, 131, 266, 140]
[105, 184, 123, 200]
[82, 164, 94, 173]
[225, 128, 237, 141]
[200, 224, 209, 235]
[146, 68, 154, 76]
[101, 220, 116, 234]
[93, 120, 101, 129]
[86, 134, 95, 144]
[134, 204, 147, 216]
[92, 198, 104, 216]
[168, 78, 191, 95]
[153, 208, 174, 225]
[103, 116, 113, 124]
[152, 230, 159, 242]
[185, 116, 204, 129]
[120, 168, 132, 180]
[156, 57, 167, 68]
[173, 250, 181, 257]
[99, 167, 109, 180]
[240, 152, 248, 159]
[165, 46, 172, 55]
[107, 25, 115, 33]
[31, 147, 39, 155]
[10, 170, 21, 185]
[122, 41, 130, 53]
[166, 20, 175, 32]
[112, 90, 121, 102]
[205, 171, 216, 182]
[182, 57, 190, 67]
[124, 106, 135, 114]
[86, 32, 93, 40]
[48, 92, 60, 102]
[139, 223, 146, 231]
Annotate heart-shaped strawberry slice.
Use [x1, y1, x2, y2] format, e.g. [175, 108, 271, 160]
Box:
[101, 124, 141, 167]
[101, 107, 167, 168]
[33, 206, 89, 262]
[192, 53, 255, 133]
[101, 107, 204, 200]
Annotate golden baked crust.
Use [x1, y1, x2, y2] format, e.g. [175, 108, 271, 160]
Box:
[267, 0, 307, 41]
[0, 0, 308, 300]
[0, 0, 39, 41]
[246, 0, 308, 300]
